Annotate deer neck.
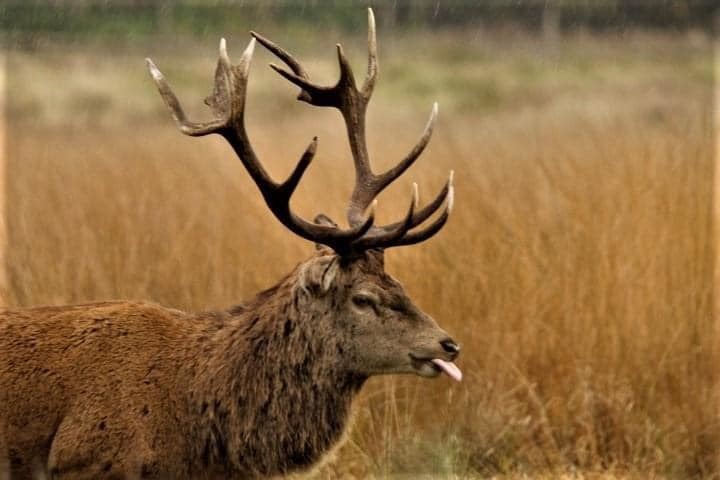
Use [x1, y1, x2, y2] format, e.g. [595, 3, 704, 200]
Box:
[188, 282, 366, 476]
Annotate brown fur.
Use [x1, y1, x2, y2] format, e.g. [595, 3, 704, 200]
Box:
[0, 250, 457, 479]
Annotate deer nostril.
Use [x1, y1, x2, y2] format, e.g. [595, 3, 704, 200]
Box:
[440, 339, 460, 355]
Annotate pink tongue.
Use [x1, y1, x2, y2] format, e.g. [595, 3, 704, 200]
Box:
[431, 358, 462, 382]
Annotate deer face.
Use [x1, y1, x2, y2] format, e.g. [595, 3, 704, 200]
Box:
[298, 251, 461, 382]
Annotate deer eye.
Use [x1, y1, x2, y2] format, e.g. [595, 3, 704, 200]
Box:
[352, 293, 377, 310]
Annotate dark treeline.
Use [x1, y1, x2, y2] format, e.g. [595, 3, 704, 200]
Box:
[2, 0, 719, 46]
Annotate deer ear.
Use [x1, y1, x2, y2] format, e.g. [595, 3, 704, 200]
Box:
[297, 255, 339, 296]
[314, 214, 339, 252]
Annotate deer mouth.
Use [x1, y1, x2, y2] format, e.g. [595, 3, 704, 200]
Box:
[410, 355, 462, 382]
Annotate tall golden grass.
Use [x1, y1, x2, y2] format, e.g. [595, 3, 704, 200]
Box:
[5, 26, 717, 478]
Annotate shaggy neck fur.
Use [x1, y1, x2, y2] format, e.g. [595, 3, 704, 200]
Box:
[186, 267, 365, 477]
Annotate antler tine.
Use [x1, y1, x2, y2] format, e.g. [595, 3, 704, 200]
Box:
[146, 58, 226, 136]
[375, 168, 451, 234]
[383, 172, 455, 249]
[375, 103, 438, 193]
[275, 138, 379, 246]
[149, 37, 380, 254]
[356, 170, 454, 250]
[249, 32, 308, 78]
[353, 183, 418, 250]
[362, 7, 378, 98]
[251, 31, 333, 106]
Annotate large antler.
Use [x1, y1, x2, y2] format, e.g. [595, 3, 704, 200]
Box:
[146, 38, 377, 255]
[146, 8, 453, 255]
[252, 8, 454, 250]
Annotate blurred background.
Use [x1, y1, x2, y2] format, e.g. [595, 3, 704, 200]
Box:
[1, 1, 718, 478]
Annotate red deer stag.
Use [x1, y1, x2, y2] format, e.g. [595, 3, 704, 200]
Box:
[0, 9, 459, 479]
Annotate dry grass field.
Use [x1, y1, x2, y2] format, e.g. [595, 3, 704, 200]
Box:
[4, 22, 718, 479]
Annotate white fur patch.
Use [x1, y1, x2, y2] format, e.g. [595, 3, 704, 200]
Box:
[296, 255, 338, 296]
[320, 257, 339, 292]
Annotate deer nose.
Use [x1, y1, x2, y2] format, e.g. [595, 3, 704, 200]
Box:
[440, 339, 460, 357]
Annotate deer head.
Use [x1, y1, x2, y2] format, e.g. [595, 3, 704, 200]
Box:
[147, 9, 461, 382]
[289, 249, 461, 381]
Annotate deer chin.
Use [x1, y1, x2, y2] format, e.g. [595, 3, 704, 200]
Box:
[409, 355, 462, 382]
